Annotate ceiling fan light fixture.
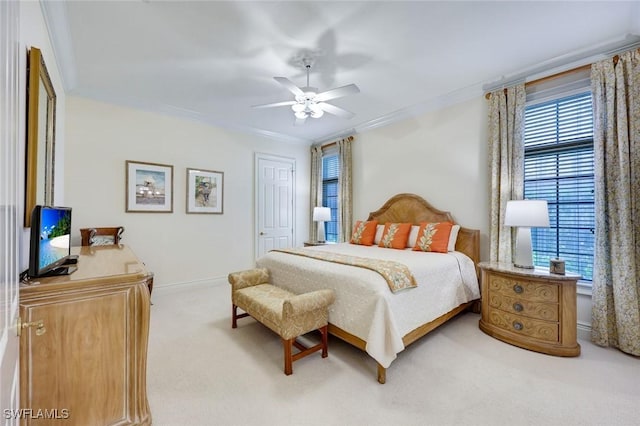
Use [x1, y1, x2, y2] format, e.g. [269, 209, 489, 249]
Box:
[253, 57, 359, 124]
[291, 103, 306, 113]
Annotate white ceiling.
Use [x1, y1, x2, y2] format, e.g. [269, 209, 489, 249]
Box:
[43, 1, 640, 144]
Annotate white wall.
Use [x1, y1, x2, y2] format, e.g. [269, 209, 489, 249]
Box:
[19, 1, 67, 270]
[353, 97, 490, 259]
[64, 97, 309, 287]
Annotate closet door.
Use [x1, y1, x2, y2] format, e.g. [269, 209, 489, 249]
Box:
[255, 154, 295, 259]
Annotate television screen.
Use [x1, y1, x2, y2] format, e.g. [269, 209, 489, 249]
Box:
[29, 205, 73, 278]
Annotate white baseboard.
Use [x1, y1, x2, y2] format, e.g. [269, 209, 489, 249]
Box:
[152, 275, 227, 296]
[577, 321, 592, 341]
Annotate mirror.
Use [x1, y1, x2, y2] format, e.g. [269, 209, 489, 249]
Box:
[25, 47, 56, 227]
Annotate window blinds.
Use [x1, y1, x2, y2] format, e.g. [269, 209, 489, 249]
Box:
[322, 155, 339, 242]
[524, 92, 594, 281]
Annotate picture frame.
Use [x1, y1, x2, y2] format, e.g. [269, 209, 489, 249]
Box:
[25, 46, 57, 227]
[186, 168, 224, 214]
[126, 160, 173, 213]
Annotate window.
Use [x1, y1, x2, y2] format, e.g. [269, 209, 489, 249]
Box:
[523, 92, 594, 282]
[322, 154, 339, 242]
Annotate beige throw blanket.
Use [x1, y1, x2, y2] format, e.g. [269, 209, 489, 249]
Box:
[272, 247, 417, 293]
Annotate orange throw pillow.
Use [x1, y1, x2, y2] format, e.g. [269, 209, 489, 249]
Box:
[350, 221, 378, 246]
[378, 222, 412, 249]
[413, 222, 454, 253]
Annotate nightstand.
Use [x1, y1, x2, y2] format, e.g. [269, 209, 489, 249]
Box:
[303, 241, 335, 247]
[478, 261, 581, 356]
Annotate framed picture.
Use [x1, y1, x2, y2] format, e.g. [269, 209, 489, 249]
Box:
[186, 168, 224, 214]
[25, 47, 57, 227]
[126, 160, 173, 213]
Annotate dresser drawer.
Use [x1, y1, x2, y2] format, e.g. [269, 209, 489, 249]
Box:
[488, 293, 559, 322]
[487, 308, 559, 343]
[488, 274, 559, 303]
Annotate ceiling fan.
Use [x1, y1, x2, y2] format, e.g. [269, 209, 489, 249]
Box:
[253, 59, 360, 126]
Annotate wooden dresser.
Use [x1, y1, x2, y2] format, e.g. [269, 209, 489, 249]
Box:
[19, 245, 152, 425]
[478, 261, 580, 357]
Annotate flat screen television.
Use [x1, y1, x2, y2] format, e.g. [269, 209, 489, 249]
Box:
[28, 205, 75, 278]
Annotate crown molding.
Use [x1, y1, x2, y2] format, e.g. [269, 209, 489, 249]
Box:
[40, 0, 77, 91]
[319, 81, 484, 143]
[71, 89, 312, 145]
[483, 33, 640, 93]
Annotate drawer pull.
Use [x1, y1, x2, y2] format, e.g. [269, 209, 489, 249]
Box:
[513, 321, 523, 331]
[513, 302, 523, 312]
[513, 284, 524, 294]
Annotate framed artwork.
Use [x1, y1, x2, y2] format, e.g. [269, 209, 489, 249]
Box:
[186, 168, 224, 214]
[25, 46, 57, 227]
[126, 160, 173, 213]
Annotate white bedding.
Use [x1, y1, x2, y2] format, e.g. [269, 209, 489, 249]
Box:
[256, 243, 480, 368]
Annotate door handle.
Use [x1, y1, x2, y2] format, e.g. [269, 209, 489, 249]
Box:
[259, 232, 266, 236]
[16, 317, 46, 337]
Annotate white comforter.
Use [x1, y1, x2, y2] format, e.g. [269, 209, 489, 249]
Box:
[256, 243, 480, 368]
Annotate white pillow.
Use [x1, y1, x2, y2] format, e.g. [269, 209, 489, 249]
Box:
[448, 225, 460, 252]
[373, 224, 385, 245]
[406, 225, 421, 248]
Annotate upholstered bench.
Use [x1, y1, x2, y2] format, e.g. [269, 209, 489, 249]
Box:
[228, 268, 335, 375]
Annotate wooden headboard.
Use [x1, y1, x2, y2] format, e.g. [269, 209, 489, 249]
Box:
[367, 193, 480, 266]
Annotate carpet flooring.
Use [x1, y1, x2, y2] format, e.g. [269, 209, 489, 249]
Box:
[147, 282, 638, 426]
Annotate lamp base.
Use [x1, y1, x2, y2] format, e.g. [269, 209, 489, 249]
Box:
[316, 221, 326, 244]
[513, 227, 534, 269]
[513, 263, 534, 269]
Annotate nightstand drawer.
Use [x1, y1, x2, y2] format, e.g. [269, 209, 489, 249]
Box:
[487, 309, 559, 343]
[489, 275, 559, 303]
[488, 293, 559, 322]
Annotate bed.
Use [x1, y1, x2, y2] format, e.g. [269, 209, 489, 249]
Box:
[256, 193, 481, 383]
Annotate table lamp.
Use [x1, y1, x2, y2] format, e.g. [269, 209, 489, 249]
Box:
[504, 200, 549, 269]
[313, 207, 331, 243]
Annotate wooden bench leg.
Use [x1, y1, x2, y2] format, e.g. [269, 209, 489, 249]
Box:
[232, 304, 250, 329]
[232, 305, 238, 328]
[320, 325, 328, 358]
[282, 326, 329, 376]
[283, 338, 293, 375]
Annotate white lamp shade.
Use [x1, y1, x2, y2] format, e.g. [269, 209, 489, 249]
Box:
[313, 207, 331, 222]
[504, 200, 550, 228]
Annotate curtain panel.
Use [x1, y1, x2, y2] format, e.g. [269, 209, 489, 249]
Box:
[590, 50, 640, 356]
[487, 84, 526, 263]
[337, 136, 354, 242]
[309, 146, 323, 241]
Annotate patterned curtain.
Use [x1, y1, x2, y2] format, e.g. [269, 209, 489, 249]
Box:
[590, 50, 640, 356]
[337, 136, 354, 242]
[309, 145, 323, 241]
[488, 84, 526, 263]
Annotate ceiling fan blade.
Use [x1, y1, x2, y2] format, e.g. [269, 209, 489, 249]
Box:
[317, 102, 355, 119]
[294, 116, 307, 126]
[274, 77, 305, 97]
[252, 100, 297, 109]
[314, 84, 360, 102]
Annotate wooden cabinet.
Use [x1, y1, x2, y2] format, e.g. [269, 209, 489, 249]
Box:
[478, 261, 580, 356]
[20, 245, 152, 425]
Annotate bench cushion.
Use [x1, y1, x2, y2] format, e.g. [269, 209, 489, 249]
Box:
[234, 284, 293, 335]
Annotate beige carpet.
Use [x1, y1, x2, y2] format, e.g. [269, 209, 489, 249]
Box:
[147, 282, 638, 426]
